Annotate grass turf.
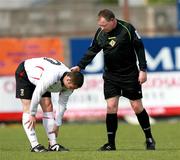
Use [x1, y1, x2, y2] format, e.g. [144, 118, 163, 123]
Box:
[0, 121, 180, 160]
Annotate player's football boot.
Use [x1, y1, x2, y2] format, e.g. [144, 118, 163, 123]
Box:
[31, 144, 48, 152]
[146, 138, 156, 150]
[48, 144, 70, 152]
[98, 143, 116, 151]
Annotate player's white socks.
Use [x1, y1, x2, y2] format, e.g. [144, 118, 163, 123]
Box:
[42, 112, 57, 146]
[22, 112, 39, 148]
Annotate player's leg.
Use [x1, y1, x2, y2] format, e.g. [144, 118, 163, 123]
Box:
[15, 62, 47, 152]
[130, 99, 155, 150]
[123, 80, 155, 150]
[40, 96, 56, 146]
[21, 99, 39, 148]
[40, 97, 69, 152]
[21, 99, 47, 152]
[98, 80, 119, 151]
[98, 97, 119, 151]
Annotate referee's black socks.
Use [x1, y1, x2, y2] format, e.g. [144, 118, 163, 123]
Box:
[136, 109, 153, 139]
[106, 113, 118, 145]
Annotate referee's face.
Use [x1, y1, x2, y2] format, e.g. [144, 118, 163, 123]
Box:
[98, 16, 116, 33]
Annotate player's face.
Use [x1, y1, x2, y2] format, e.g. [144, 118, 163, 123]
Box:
[98, 16, 115, 33]
[63, 75, 78, 90]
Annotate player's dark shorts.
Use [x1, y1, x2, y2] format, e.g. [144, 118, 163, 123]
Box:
[103, 78, 142, 100]
[15, 61, 51, 99]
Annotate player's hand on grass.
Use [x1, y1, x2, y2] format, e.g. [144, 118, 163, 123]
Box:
[28, 115, 36, 130]
[49, 124, 59, 137]
[70, 66, 81, 72]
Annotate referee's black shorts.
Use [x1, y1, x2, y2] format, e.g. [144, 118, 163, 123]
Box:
[15, 61, 51, 99]
[103, 78, 142, 100]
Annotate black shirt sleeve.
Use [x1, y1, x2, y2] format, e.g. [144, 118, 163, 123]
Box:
[131, 25, 147, 71]
[77, 28, 102, 69]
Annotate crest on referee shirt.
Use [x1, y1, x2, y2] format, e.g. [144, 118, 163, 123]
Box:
[109, 39, 116, 47]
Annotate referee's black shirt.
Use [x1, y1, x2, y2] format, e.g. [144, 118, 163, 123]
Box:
[77, 19, 147, 82]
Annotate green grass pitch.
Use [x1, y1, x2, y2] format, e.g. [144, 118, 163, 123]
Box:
[0, 121, 180, 160]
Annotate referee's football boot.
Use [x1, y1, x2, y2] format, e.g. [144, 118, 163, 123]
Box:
[146, 138, 156, 150]
[98, 143, 116, 151]
[48, 144, 70, 152]
[31, 144, 48, 152]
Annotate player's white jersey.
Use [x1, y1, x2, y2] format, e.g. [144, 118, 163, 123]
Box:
[24, 57, 73, 124]
[25, 57, 69, 89]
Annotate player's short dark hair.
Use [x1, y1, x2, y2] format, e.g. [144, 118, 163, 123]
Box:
[67, 71, 84, 88]
[98, 9, 115, 21]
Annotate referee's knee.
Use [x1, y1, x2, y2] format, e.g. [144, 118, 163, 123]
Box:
[107, 105, 118, 113]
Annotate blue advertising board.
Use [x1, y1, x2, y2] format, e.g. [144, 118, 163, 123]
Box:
[70, 36, 180, 74]
[70, 38, 92, 72]
[177, 0, 180, 30]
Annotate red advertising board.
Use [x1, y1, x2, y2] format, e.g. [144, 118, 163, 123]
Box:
[0, 37, 64, 75]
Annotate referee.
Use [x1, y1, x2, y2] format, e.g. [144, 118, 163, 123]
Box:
[71, 9, 155, 151]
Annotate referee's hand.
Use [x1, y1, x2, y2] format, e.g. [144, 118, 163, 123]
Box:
[138, 71, 147, 84]
[70, 66, 81, 72]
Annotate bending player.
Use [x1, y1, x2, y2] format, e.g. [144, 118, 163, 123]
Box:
[15, 57, 84, 152]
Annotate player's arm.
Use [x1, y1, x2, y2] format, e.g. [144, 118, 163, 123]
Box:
[28, 76, 54, 129]
[54, 90, 73, 127]
[30, 83, 49, 116]
[28, 82, 47, 130]
[29, 73, 55, 116]
[51, 90, 72, 137]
